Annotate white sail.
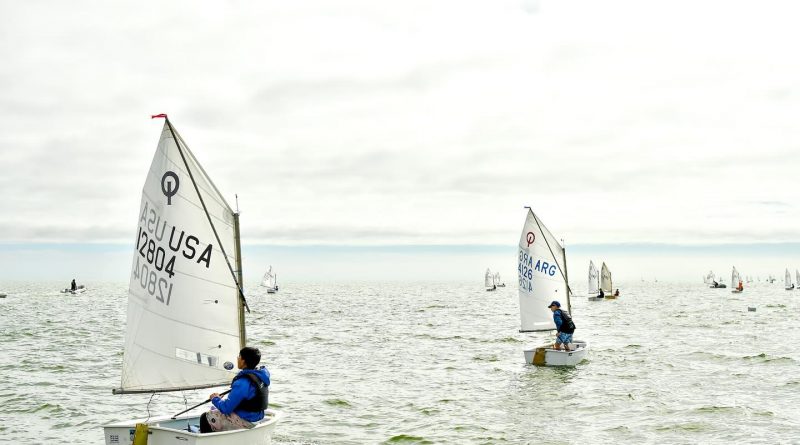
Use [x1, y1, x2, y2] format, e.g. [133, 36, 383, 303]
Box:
[485, 268, 493, 288]
[517, 209, 566, 332]
[117, 121, 242, 394]
[785, 268, 792, 288]
[796, 270, 800, 288]
[731, 266, 740, 289]
[588, 261, 599, 294]
[262, 266, 276, 288]
[600, 262, 612, 294]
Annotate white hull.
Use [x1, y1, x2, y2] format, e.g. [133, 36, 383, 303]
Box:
[266, 288, 277, 294]
[523, 340, 588, 367]
[104, 410, 281, 445]
[587, 295, 603, 301]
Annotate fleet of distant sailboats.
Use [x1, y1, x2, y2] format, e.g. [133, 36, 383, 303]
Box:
[484, 268, 505, 291]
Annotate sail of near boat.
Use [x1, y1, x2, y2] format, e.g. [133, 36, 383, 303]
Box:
[102, 116, 282, 444]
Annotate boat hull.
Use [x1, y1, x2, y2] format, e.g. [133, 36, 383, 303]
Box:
[103, 410, 281, 445]
[524, 341, 588, 367]
[604, 295, 617, 299]
[587, 296, 603, 301]
[731, 289, 743, 293]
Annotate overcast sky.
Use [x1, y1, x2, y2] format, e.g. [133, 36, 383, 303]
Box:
[1, 1, 799, 281]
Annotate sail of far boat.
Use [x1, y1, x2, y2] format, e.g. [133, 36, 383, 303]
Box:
[587, 260, 600, 300]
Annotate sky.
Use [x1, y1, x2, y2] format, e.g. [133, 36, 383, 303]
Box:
[1, 0, 799, 282]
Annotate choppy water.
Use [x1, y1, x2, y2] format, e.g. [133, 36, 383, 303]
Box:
[1, 280, 799, 444]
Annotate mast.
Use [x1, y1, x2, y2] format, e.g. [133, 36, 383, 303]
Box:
[561, 240, 571, 315]
[163, 116, 250, 314]
[234, 211, 246, 349]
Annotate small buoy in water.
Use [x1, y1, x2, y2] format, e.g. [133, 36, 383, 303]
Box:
[748, 307, 756, 312]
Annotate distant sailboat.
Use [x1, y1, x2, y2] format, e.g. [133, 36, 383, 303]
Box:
[261, 266, 279, 294]
[103, 116, 281, 443]
[785, 268, 794, 290]
[517, 208, 588, 366]
[485, 268, 496, 291]
[493, 272, 506, 287]
[796, 270, 800, 290]
[731, 266, 743, 293]
[601, 262, 617, 299]
[708, 270, 726, 288]
[587, 261, 602, 301]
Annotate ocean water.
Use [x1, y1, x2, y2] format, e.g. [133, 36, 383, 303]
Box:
[1, 280, 798, 444]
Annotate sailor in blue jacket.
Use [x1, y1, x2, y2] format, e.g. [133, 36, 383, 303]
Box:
[548, 300, 573, 352]
[200, 347, 270, 433]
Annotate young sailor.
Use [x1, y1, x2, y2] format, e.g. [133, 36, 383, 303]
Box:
[547, 300, 575, 352]
[200, 347, 270, 433]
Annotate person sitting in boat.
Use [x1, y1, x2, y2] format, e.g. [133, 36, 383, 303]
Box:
[201, 346, 270, 433]
[547, 300, 575, 352]
[712, 280, 719, 288]
[598, 288, 604, 298]
[70, 279, 77, 291]
[737, 280, 744, 291]
[614, 289, 619, 297]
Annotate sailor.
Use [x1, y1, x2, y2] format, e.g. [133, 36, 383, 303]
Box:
[614, 289, 620, 297]
[598, 288, 604, 298]
[70, 279, 77, 291]
[201, 347, 270, 433]
[547, 301, 575, 352]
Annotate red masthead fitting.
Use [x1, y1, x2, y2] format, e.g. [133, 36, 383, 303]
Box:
[151, 114, 168, 119]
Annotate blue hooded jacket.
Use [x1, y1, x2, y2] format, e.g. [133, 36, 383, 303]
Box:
[552, 309, 565, 332]
[211, 366, 270, 422]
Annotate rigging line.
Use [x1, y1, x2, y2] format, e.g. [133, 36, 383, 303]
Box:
[163, 117, 250, 313]
[529, 209, 574, 299]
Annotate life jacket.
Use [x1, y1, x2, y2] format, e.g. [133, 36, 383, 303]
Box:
[232, 373, 269, 412]
[557, 310, 576, 334]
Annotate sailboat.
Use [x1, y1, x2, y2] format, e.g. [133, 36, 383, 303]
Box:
[731, 266, 743, 293]
[493, 272, 506, 287]
[103, 116, 282, 444]
[517, 208, 588, 366]
[796, 270, 800, 291]
[600, 262, 617, 299]
[485, 268, 496, 291]
[708, 270, 726, 288]
[703, 270, 714, 285]
[785, 268, 795, 290]
[587, 261, 602, 301]
[261, 266, 278, 293]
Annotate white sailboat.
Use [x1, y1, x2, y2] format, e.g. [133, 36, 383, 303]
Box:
[485, 268, 496, 291]
[600, 262, 617, 299]
[493, 272, 506, 287]
[785, 268, 794, 290]
[103, 116, 281, 444]
[708, 270, 726, 288]
[261, 266, 278, 294]
[703, 270, 714, 285]
[587, 261, 602, 301]
[731, 266, 743, 293]
[517, 208, 588, 366]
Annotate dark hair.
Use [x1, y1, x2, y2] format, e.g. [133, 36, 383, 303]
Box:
[239, 346, 261, 369]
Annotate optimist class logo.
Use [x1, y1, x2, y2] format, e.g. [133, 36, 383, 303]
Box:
[526, 232, 535, 247]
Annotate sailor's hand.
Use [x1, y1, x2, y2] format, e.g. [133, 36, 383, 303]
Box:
[209, 393, 220, 400]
